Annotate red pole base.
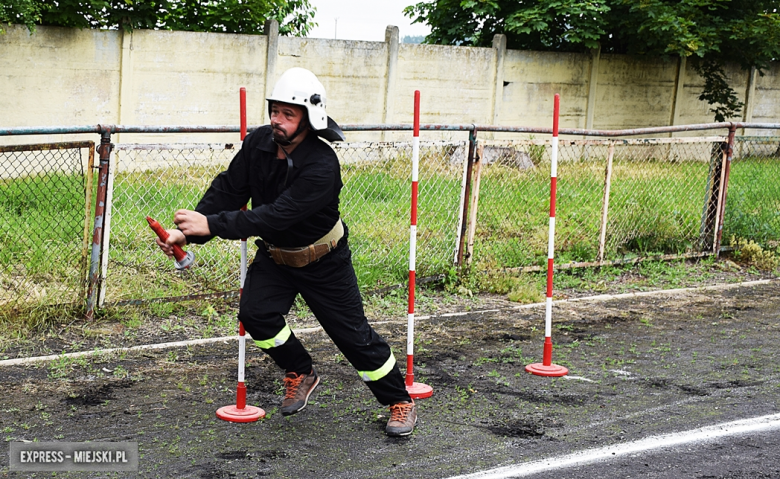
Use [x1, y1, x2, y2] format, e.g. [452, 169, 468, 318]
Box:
[406, 382, 433, 399]
[217, 381, 265, 422]
[525, 363, 568, 377]
[216, 404, 265, 423]
[526, 336, 568, 376]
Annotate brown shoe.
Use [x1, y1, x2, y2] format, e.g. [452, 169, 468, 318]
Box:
[386, 401, 417, 436]
[280, 368, 320, 416]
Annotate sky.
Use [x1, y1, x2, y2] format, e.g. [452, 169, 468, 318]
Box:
[304, 0, 431, 42]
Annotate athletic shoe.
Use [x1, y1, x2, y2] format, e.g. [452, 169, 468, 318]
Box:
[280, 368, 320, 416]
[385, 401, 417, 436]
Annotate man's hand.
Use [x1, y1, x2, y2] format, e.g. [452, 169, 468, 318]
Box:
[155, 229, 186, 258]
[173, 210, 211, 236]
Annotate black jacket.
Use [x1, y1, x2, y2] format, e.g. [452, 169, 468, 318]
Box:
[187, 125, 343, 248]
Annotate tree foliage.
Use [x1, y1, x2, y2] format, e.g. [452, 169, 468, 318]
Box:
[405, 0, 780, 122]
[0, 0, 316, 36]
[0, 0, 41, 32]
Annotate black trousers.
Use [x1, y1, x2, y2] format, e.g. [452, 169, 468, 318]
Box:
[238, 235, 411, 406]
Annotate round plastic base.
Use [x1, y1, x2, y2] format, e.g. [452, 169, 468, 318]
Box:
[525, 363, 569, 377]
[406, 382, 434, 399]
[216, 404, 265, 423]
[175, 251, 195, 270]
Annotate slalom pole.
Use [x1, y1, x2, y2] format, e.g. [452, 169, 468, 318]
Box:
[405, 90, 433, 399]
[526, 93, 569, 378]
[217, 87, 265, 422]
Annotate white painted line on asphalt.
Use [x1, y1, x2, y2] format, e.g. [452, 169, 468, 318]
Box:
[0, 336, 240, 366]
[562, 375, 594, 382]
[547, 278, 774, 306]
[447, 413, 780, 479]
[509, 280, 775, 310]
[1, 279, 774, 367]
[0, 326, 324, 367]
[442, 309, 501, 317]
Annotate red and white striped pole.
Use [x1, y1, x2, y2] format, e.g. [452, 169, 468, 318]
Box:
[526, 94, 568, 378]
[217, 87, 266, 422]
[405, 90, 433, 399]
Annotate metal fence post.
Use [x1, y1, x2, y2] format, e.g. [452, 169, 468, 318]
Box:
[714, 124, 737, 255]
[699, 136, 726, 252]
[596, 141, 615, 262]
[466, 144, 484, 263]
[85, 127, 113, 320]
[456, 126, 478, 265]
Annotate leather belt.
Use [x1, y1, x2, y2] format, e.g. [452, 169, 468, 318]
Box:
[265, 219, 344, 268]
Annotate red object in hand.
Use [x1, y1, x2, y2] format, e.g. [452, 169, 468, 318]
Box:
[146, 216, 195, 270]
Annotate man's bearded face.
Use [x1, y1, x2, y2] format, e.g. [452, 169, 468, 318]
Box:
[270, 102, 307, 145]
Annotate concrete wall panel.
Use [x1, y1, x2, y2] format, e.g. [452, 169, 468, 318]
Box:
[274, 37, 388, 125]
[501, 50, 590, 130]
[671, 61, 755, 137]
[124, 29, 266, 143]
[0, 26, 120, 129]
[595, 55, 678, 130]
[394, 43, 495, 126]
[752, 63, 780, 133]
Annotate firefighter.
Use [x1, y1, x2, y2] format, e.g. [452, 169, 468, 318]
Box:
[156, 67, 417, 436]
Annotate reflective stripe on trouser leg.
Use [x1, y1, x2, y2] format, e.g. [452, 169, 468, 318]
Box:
[358, 354, 396, 382]
[253, 324, 292, 349]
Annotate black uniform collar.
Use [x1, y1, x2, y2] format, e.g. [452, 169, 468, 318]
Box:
[256, 126, 322, 167]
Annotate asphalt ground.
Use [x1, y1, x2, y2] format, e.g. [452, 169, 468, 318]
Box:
[1, 280, 779, 478]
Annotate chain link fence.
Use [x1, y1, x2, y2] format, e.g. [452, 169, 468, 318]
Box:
[725, 136, 780, 246]
[469, 137, 726, 269]
[103, 143, 241, 305]
[101, 139, 467, 304]
[2, 125, 779, 317]
[334, 140, 466, 287]
[0, 142, 94, 311]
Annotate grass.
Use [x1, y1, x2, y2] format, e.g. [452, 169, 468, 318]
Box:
[472, 157, 718, 268]
[1, 143, 779, 322]
[0, 172, 89, 299]
[723, 156, 780, 243]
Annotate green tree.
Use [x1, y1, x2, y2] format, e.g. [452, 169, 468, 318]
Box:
[405, 0, 780, 122]
[162, 0, 316, 35]
[1, 0, 316, 36]
[1, 0, 40, 33]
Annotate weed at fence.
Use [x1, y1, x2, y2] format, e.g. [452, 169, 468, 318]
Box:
[107, 159, 244, 303]
[343, 169, 461, 286]
[729, 236, 779, 271]
[445, 260, 544, 302]
[613, 159, 712, 255]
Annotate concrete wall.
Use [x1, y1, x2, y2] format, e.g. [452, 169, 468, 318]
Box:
[595, 55, 678, 130]
[1, 22, 778, 145]
[752, 63, 780, 125]
[502, 49, 591, 129]
[0, 27, 121, 127]
[275, 36, 389, 125]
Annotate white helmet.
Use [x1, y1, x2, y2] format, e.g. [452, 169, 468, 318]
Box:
[267, 67, 345, 142]
[267, 67, 328, 130]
